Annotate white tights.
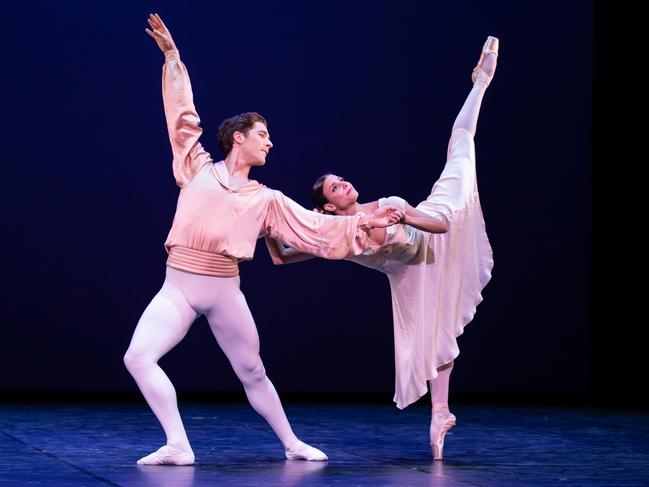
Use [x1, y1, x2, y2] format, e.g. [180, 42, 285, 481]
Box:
[124, 267, 300, 452]
[429, 361, 454, 408]
[452, 45, 496, 136]
[426, 50, 495, 414]
[452, 83, 487, 137]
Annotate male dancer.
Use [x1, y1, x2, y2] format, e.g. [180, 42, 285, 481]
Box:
[123, 14, 401, 466]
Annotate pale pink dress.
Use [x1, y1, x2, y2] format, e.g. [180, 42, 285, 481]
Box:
[347, 128, 493, 409]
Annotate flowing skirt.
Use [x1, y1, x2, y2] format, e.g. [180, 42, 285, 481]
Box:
[389, 128, 493, 409]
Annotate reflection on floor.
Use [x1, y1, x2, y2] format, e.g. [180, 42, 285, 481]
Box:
[1, 402, 648, 486]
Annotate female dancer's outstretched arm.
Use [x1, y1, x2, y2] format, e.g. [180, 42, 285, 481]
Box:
[401, 205, 448, 233]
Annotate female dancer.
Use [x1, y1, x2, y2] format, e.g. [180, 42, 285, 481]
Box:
[266, 36, 498, 459]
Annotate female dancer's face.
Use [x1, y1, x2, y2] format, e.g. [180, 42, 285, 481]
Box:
[322, 174, 358, 212]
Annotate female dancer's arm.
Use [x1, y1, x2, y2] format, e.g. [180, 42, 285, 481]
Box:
[402, 205, 448, 233]
[264, 237, 316, 265]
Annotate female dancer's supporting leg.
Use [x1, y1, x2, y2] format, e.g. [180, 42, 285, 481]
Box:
[429, 362, 456, 460]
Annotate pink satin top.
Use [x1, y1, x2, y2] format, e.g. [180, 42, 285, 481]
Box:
[161, 50, 374, 276]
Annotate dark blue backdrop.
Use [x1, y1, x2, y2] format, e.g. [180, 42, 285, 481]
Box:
[3, 0, 592, 399]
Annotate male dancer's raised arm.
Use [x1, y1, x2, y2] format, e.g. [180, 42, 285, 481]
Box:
[146, 13, 211, 187]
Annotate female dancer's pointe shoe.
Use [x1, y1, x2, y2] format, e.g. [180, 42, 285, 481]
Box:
[430, 411, 456, 460]
[136, 445, 195, 466]
[285, 440, 329, 461]
[471, 35, 499, 88]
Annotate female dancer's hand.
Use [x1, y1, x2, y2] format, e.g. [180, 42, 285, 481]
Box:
[368, 206, 403, 228]
[145, 13, 178, 53]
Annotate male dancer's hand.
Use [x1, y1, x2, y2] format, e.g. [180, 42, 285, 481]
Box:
[368, 207, 403, 228]
[145, 13, 178, 53]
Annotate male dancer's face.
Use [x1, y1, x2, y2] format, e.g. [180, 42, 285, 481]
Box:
[238, 122, 273, 166]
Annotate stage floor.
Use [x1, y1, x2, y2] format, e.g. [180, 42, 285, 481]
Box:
[1, 402, 647, 486]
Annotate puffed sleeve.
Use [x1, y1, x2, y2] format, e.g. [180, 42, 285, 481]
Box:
[263, 190, 376, 259]
[162, 50, 213, 187]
